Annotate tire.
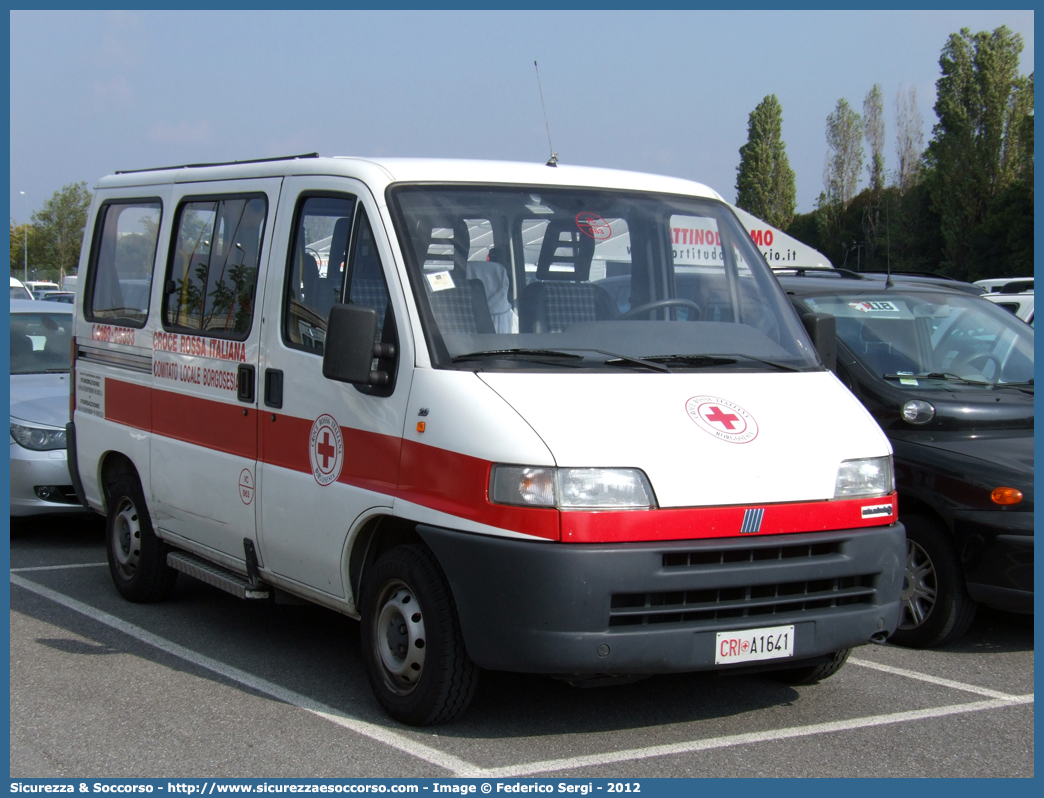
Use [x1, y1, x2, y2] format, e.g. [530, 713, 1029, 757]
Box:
[888, 515, 977, 648]
[771, 648, 851, 685]
[105, 468, 178, 603]
[359, 544, 478, 725]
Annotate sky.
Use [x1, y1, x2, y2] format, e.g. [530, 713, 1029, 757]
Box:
[8, 9, 1035, 225]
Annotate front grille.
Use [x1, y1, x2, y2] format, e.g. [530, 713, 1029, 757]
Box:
[609, 574, 877, 627]
[663, 541, 841, 568]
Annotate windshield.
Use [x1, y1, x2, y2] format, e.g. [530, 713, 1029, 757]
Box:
[388, 185, 819, 371]
[10, 311, 73, 374]
[800, 291, 1034, 387]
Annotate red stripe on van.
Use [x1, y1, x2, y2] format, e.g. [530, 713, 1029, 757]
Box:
[99, 378, 895, 544]
[560, 493, 898, 543]
[398, 439, 560, 541]
[104, 378, 151, 431]
[152, 388, 258, 459]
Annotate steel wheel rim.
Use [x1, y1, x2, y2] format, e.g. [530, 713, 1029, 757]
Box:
[898, 539, 937, 630]
[371, 580, 426, 695]
[112, 496, 142, 580]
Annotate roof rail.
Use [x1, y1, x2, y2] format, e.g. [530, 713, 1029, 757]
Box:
[860, 270, 957, 281]
[771, 267, 865, 280]
[115, 152, 320, 175]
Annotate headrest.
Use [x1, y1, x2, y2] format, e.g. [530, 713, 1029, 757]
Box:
[420, 218, 470, 272]
[535, 219, 595, 281]
[328, 217, 351, 276]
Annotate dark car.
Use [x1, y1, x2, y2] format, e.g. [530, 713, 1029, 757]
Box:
[777, 273, 1033, 647]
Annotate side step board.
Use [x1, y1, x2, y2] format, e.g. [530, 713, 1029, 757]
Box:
[167, 551, 270, 600]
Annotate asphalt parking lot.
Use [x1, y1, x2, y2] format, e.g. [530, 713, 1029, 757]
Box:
[9, 514, 1034, 778]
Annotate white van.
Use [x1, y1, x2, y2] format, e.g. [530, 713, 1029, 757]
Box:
[68, 155, 904, 725]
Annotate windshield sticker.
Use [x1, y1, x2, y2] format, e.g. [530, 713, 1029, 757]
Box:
[576, 212, 612, 241]
[895, 371, 919, 386]
[849, 301, 900, 313]
[309, 414, 344, 487]
[426, 271, 455, 292]
[685, 395, 759, 444]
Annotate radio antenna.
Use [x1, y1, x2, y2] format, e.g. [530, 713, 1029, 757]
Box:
[534, 60, 558, 167]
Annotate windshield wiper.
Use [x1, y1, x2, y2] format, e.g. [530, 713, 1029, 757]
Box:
[883, 372, 991, 386]
[595, 350, 671, 373]
[452, 348, 584, 363]
[642, 353, 804, 372]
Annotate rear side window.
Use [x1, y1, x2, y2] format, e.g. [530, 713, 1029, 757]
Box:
[86, 200, 162, 327]
[165, 196, 267, 339]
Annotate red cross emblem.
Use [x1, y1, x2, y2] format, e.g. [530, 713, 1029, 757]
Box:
[309, 414, 343, 486]
[317, 431, 336, 470]
[685, 395, 759, 444]
[703, 405, 740, 430]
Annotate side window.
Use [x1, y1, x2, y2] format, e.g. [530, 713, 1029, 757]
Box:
[86, 200, 162, 327]
[283, 195, 356, 352]
[165, 196, 267, 339]
[346, 209, 393, 344]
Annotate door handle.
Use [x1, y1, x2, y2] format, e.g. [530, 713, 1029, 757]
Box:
[264, 368, 283, 409]
[237, 364, 256, 403]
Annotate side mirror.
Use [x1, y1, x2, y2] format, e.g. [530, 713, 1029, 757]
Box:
[801, 312, 836, 372]
[322, 304, 396, 385]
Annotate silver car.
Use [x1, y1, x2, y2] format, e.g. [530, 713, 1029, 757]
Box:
[10, 299, 86, 516]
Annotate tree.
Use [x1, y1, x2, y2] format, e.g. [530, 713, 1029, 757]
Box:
[862, 85, 885, 267]
[735, 94, 797, 229]
[893, 85, 924, 194]
[816, 99, 864, 255]
[9, 221, 39, 280]
[31, 181, 93, 279]
[924, 26, 1032, 279]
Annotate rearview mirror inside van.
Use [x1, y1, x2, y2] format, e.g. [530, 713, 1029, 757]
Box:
[322, 304, 394, 385]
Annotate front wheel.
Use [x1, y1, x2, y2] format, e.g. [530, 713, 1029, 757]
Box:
[359, 545, 478, 725]
[105, 468, 177, 603]
[888, 516, 976, 648]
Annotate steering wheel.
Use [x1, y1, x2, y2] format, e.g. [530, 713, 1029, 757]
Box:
[956, 352, 1002, 379]
[619, 298, 702, 321]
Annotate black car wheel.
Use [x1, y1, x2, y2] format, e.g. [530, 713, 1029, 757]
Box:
[889, 515, 977, 648]
[105, 467, 178, 603]
[359, 544, 478, 725]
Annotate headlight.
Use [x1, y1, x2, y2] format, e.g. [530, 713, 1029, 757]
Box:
[901, 400, 935, 424]
[490, 466, 656, 510]
[834, 456, 894, 498]
[10, 421, 67, 451]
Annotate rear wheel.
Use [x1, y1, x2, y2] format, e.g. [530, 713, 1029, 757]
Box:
[360, 544, 478, 725]
[889, 515, 976, 648]
[105, 468, 177, 603]
[771, 648, 851, 685]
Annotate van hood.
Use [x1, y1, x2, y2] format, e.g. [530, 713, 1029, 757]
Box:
[478, 371, 890, 508]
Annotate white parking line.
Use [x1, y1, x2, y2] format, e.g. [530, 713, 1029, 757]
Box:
[11, 569, 1034, 778]
[465, 694, 1034, 777]
[850, 656, 1020, 699]
[10, 573, 474, 776]
[11, 562, 109, 573]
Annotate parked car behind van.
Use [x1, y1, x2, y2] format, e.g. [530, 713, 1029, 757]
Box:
[779, 272, 1033, 647]
[69, 155, 905, 724]
[10, 300, 87, 516]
